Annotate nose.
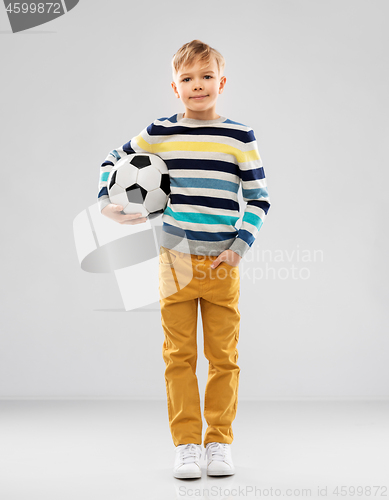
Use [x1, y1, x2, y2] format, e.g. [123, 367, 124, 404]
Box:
[192, 80, 203, 91]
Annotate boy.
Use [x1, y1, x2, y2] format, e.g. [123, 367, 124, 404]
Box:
[97, 39, 271, 478]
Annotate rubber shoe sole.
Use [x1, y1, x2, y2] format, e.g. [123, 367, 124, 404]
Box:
[174, 463, 202, 479]
[207, 465, 235, 476]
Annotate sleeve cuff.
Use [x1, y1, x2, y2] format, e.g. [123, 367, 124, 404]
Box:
[228, 237, 250, 258]
[98, 197, 111, 213]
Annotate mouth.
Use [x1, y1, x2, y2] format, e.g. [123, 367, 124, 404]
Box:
[191, 95, 208, 99]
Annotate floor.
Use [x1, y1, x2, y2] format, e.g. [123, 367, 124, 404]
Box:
[0, 400, 388, 500]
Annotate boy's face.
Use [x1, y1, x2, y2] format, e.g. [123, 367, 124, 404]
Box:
[171, 57, 226, 120]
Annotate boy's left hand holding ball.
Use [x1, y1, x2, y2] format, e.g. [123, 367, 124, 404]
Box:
[211, 249, 242, 269]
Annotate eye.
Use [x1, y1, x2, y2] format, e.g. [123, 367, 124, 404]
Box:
[182, 75, 213, 82]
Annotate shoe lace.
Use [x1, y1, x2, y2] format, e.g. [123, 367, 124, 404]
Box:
[206, 442, 227, 461]
[180, 444, 201, 463]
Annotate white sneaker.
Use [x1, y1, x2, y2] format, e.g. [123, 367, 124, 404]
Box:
[205, 442, 235, 476]
[173, 443, 202, 479]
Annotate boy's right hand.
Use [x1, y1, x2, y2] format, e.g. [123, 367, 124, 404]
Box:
[101, 204, 148, 225]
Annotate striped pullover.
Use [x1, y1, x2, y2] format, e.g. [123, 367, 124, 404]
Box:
[97, 112, 271, 258]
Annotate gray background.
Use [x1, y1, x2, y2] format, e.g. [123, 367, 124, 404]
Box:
[1, 0, 388, 400]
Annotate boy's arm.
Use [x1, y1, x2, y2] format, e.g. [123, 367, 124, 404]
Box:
[228, 129, 271, 258]
[97, 122, 157, 213]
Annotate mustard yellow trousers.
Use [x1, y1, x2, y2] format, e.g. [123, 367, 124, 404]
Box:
[158, 246, 241, 448]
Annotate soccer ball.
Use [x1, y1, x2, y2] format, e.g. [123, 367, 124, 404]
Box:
[107, 153, 170, 219]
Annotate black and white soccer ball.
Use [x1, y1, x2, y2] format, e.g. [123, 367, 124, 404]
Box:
[107, 153, 170, 219]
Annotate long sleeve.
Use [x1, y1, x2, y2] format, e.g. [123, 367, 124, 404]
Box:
[97, 122, 158, 213]
[228, 129, 271, 258]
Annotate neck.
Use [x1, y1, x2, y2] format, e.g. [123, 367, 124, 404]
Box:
[183, 110, 220, 120]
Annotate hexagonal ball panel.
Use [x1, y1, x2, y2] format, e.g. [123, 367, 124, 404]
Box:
[108, 183, 130, 208]
[137, 165, 162, 191]
[115, 162, 138, 188]
[144, 188, 169, 213]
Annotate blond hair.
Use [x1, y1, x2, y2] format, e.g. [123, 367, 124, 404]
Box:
[171, 39, 225, 82]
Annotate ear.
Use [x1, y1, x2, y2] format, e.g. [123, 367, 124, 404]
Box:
[219, 76, 227, 94]
[171, 81, 180, 99]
